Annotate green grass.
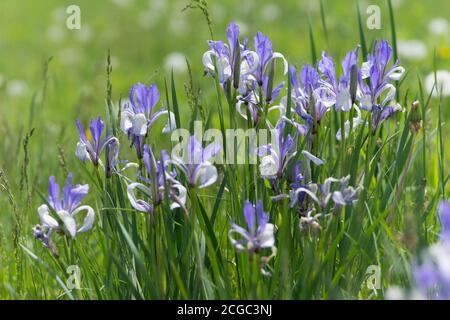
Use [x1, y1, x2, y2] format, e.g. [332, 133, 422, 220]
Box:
[0, 0, 449, 299]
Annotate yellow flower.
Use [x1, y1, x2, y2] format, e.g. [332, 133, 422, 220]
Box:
[437, 45, 450, 60]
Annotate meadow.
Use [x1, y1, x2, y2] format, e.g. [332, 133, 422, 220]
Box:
[0, 0, 450, 299]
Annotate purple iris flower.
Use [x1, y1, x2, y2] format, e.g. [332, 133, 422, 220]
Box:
[202, 21, 259, 88]
[290, 175, 361, 209]
[229, 200, 275, 253]
[257, 120, 297, 180]
[170, 135, 221, 188]
[33, 173, 94, 249]
[288, 64, 330, 124]
[288, 161, 308, 210]
[359, 40, 405, 110]
[120, 83, 176, 159]
[234, 32, 288, 114]
[315, 47, 359, 112]
[235, 78, 285, 126]
[76, 117, 119, 172]
[357, 40, 404, 133]
[252, 32, 288, 86]
[370, 104, 400, 133]
[127, 145, 186, 214]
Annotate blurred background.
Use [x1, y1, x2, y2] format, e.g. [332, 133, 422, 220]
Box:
[0, 0, 448, 204]
[0, 0, 448, 123]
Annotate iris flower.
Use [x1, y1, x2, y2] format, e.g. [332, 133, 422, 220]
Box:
[235, 79, 285, 126]
[257, 121, 322, 181]
[127, 145, 187, 214]
[314, 48, 359, 113]
[252, 32, 288, 86]
[170, 135, 221, 189]
[202, 21, 259, 89]
[290, 175, 361, 209]
[288, 64, 329, 123]
[75, 116, 119, 169]
[33, 174, 94, 252]
[120, 83, 176, 158]
[358, 40, 405, 132]
[229, 200, 275, 253]
[257, 121, 297, 180]
[229, 200, 276, 275]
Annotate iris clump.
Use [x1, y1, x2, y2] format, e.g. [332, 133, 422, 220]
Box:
[23, 17, 447, 301]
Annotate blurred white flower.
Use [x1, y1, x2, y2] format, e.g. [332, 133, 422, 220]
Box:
[75, 25, 93, 43]
[58, 47, 81, 66]
[169, 18, 189, 36]
[261, 3, 281, 22]
[111, 0, 134, 7]
[6, 80, 28, 97]
[299, 0, 319, 13]
[51, 7, 66, 22]
[425, 70, 450, 97]
[428, 18, 449, 36]
[149, 0, 167, 13]
[398, 39, 427, 60]
[164, 52, 187, 74]
[47, 25, 65, 43]
[238, 0, 255, 14]
[138, 10, 158, 29]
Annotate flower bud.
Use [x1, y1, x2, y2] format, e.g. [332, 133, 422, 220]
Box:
[409, 100, 422, 133]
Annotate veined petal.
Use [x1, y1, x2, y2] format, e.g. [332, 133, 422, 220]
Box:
[131, 113, 148, 136]
[38, 204, 59, 229]
[259, 155, 278, 178]
[58, 210, 77, 238]
[217, 56, 232, 84]
[202, 50, 217, 72]
[361, 61, 372, 79]
[191, 162, 218, 188]
[291, 187, 320, 205]
[75, 141, 90, 163]
[258, 223, 275, 248]
[313, 85, 336, 108]
[228, 228, 250, 252]
[269, 52, 288, 75]
[379, 83, 396, 106]
[241, 50, 259, 75]
[302, 150, 325, 166]
[170, 183, 187, 209]
[72, 205, 95, 233]
[203, 142, 221, 162]
[243, 201, 255, 234]
[387, 66, 405, 81]
[359, 94, 373, 111]
[335, 88, 352, 112]
[120, 109, 134, 133]
[236, 100, 249, 120]
[127, 182, 152, 212]
[268, 104, 287, 118]
[163, 111, 177, 133]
